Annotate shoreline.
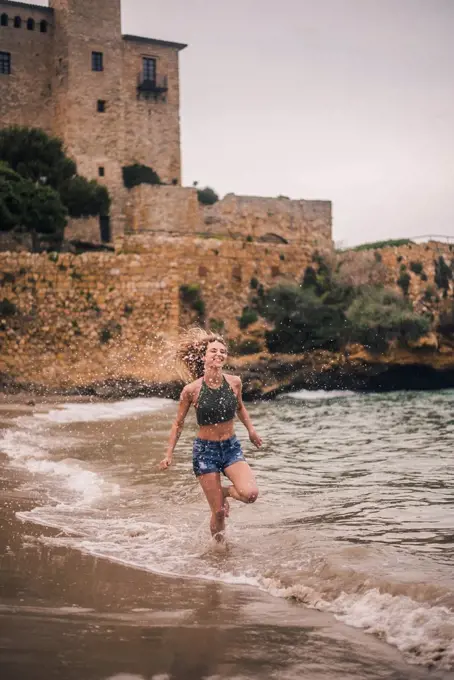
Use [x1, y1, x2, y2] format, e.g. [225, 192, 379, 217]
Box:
[1, 470, 442, 680]
[1, 400, 454, 679]
[2, 353, 454, 404]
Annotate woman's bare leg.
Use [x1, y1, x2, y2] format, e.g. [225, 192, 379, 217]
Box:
[198, 472, 228, 540]
[224, 461, 259, 504]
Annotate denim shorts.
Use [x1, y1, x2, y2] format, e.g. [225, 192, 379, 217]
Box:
[192, 435, 246, 477]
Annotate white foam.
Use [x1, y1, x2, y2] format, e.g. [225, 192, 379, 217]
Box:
[0, 412, 119, 504]
[285, 389, 356, 401]
[330, 589, 454, 669]
[34, 397, 172, 424]
[255, 577, 454, 670]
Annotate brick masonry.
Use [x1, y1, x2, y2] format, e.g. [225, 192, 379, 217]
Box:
[1, 239, 452, 389]
[0, 0, 185, 241]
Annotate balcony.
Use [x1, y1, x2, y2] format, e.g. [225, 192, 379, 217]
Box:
[137, 73, 168, 100]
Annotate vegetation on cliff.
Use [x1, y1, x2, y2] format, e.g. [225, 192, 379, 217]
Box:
[0, 127, 110, 250]
[240, 253, 447, 355]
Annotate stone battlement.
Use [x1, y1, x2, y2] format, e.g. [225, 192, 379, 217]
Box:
[121, 185, 332, 249]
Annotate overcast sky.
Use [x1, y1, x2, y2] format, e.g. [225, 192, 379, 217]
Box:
[37, 0, 453, 246]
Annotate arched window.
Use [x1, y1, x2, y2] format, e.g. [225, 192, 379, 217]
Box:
[26, 18, 35, 31]
[40, 20, 47, 33]
[14, 16, 22, 28]
[0, 13, 8, 27]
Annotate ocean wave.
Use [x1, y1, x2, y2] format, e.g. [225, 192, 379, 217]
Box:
[17, 505, 454, 671]
[284, 389, 356, 401]
[34, 397, 172, 424]
[257, 572, 454, 670]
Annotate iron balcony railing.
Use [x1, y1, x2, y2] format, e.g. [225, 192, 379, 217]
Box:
[137, 72, 168, 95]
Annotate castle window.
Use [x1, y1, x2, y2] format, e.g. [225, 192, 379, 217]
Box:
[14, 16, 21, 28]
[98, 167, 105, 177]
[26, 18, 35, 31]
[97, 99, 106, 113]
[92, 51, 103, 72]
[0, 13, 8, 27]
[0, 51, 11, 75]
[40, 20, 47, 33]
[142, 57, 156, 83]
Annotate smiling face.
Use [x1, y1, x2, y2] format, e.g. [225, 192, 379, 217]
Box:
[204, 340, 228, 371]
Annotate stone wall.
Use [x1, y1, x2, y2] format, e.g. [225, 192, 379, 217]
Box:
[339, 241, 454, 305]
[124, 185, 199, 235]
[0, 0, 54, 133]
[1, 0, 186, 243]
[0, 249, 180, 386]
[203, 194, 332, 248]
[0, 233, 317, 387]
[124, 186, 333, 250]
[2, 239, 451, 389]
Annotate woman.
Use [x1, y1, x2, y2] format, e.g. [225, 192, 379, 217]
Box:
[159, 328, 262, 540]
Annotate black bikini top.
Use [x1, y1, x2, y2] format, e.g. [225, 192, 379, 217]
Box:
[196, 376, 238, 426]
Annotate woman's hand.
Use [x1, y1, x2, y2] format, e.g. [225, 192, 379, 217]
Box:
[159, 457, 172, 470]
[249, 429, 262, 449]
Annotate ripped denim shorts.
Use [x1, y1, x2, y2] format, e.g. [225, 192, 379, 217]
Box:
[192, 435, 246, 477]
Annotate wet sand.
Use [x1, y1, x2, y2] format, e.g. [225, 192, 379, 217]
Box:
[1, 463, 453, 680]
[1, 395, 454, 680]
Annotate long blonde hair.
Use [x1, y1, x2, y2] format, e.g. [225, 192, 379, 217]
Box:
[176, 327, 227, 381]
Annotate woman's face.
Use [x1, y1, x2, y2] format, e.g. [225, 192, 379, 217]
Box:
[204, 340, 228, 369]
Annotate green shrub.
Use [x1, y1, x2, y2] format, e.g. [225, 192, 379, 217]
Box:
[302, 265, 318, 289]
[279, 253, 285, 261]
[409, 261, 423, 275]
[351, 239, 412, 252]
[437, 303, 454, 336]
[374, 251, 382, 262]
[197, 186, 219, 205]
[250, 277, 259, 289]
[99, 321, 122, 344]
[420, 272, 428, 282]
[246, 235, 253, 242]
[2, 272, 15, 284]
[180, 283, 201, 305]
[238, 307, 258, 330]
[262, 285, 349, 353]
[192, 299, 205, 316]
[123, 304, 133, 316]
[0, 298, 17, 316]
[346, 287, 430, 352]
[434, 256, 452, 293]
[209, 318, 224, 333]
[423, 285, 436, 302]
[179, 283, 205, 319]
[397, 272, 411, 295]
[122, 164, 161, 189]
[399, 263, 407, 272]
[231, 339, 262, 355]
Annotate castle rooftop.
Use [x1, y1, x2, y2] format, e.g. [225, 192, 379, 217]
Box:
[122, 35, 187, 51]
[1, 0, 53, 12]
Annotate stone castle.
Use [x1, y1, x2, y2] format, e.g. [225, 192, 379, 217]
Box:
[0, 0, 332, 251]
[0, 0, 185, 241]
[0, 1, 338, 390]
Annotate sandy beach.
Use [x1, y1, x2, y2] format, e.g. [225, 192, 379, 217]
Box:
[1, 396, 454, 680]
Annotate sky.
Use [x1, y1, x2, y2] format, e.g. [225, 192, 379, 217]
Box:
[35, 0, 454, 246]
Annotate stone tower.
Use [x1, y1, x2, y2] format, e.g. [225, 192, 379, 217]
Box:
[0, 0, 186, 241]
[49, 0, 124, 236]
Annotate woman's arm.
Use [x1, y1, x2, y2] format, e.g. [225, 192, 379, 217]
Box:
[235, 378, 262, 448]
[159, 386, 192, 469]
